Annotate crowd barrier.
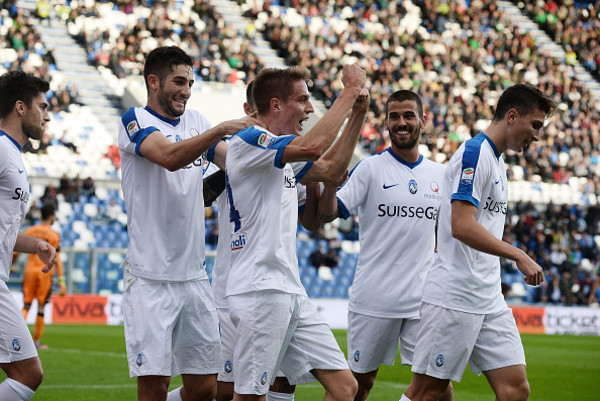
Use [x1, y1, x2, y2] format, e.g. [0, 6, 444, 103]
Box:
[11, 292, 600, 336]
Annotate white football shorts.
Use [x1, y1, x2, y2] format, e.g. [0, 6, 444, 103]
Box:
[411, 302, 526, 382]
[347, 311, 419, 373]
[0, 281, 37, 363]
[228, 291, 346, 395]
[123, 272, 221, 377]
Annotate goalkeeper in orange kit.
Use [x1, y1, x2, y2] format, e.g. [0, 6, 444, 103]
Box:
[14, 204, 66, 349]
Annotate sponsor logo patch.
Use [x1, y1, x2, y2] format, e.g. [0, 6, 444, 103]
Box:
[231, 233, 246, 251]
[126, 121, 139, 136]
[430, 180, 440, 193]
[257, 133, 270, 148]
[461, 167, 474, 185]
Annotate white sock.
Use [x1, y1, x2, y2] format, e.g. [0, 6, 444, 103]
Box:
[166, 386, 183, 401]
[0, 379, 35, 401]
[266, 390, 294, 401]
[400, 395, 412, 401]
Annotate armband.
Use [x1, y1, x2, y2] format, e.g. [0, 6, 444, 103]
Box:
[203, 169, 227, 207]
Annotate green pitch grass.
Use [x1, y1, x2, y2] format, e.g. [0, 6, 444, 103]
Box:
[1, 325, 599, 400]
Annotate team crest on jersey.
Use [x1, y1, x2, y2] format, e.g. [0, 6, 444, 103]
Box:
[136, 353, 143, 366]
[231, 233, 246, 251]
[12, 338, 20, 351]
[257, 133, 270, 148]
[461, 167, 474, 185]
[353, 350, 360, 362]
[408, 179, 418, 194]
[435, 354, 445, 367]
[224, 360, 233, 373]
[126, 121, 139, 136]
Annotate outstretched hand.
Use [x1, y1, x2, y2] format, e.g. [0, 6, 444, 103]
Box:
[218, 112, 265, 135]
[37, 241, 56, 274]
[341, 64, 366, 92]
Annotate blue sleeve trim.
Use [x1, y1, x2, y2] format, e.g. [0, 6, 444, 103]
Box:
[455, 135, 484, 200]
[295, 161, 314, 182]
[132, 126, 158, 156]
[207, 140, 219, 162]
[451, 193, 479, 209]
[338, 198, 350, 219]
[298, 204, 306, 213]
[273, 136, 295, 168]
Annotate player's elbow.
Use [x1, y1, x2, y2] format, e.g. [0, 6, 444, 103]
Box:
[451, 221, 469, 242]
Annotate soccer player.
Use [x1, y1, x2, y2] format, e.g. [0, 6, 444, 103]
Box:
[210, 82, 321, 401]
[18, 204, 66, 350]
[0, 71, 56, 401]
[317, 90, 452, 401]
[400, 84, 557, 401]
[117, 46, 260, 401]
[211, 64, 368, 401]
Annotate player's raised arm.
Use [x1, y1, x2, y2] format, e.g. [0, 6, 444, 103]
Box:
[301, 88, 370, 184]
[280, 64, 366, 164]
[139, 114, 259, 172]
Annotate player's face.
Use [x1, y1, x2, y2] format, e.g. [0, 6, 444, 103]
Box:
[22, 92, 50, 140]
[278, 80, 313, 135]
[385, 100, 424, 150]
[506, 108, 546, 152]
[157, 64, 194, 119]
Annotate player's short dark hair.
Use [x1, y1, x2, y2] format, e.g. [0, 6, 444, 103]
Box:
[252, 66, 311, 115]
[492, 84, 557, 121]
[385, 90, 423, 118]
[245, 80, 255, 109]
[143, 46, 194, 88]
[41, 204, 55, 220]
[0, 71, 49, 119]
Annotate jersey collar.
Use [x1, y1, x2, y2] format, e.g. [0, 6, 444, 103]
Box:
[0, 130, 22, 151]
[386, 148, 423, 169]
[479, 132, 500, 160]
[144, 106, 181, 126]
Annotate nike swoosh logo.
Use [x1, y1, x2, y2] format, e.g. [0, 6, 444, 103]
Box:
[18, 169, 24, 174]
[383, 183, 399, 189]
[494, 179, 501, 184]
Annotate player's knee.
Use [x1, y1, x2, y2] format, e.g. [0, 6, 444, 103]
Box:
[188, 381, 217, 401]
[498, 379, 530, 401]
[27, 366, 44, 390]
[353, 371, 376, 392]
[336, 374, 358, 401]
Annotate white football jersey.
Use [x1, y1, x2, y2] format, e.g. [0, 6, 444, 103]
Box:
[118, 107, 211, 281]
[422, 133, 508, 314]
[224, 126, 312, 297]
[0, 132, 29, 282]
[337, 149, 445, 318]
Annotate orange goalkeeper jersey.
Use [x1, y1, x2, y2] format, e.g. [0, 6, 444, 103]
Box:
[23, 224, 60, 275]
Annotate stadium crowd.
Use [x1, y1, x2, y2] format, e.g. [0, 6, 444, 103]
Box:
[2, 0, 600, 306]
[519, 0, 599, 79]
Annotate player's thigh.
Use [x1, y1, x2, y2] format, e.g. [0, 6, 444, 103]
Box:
[469, 307, 526, 375]
[35, 274, 52, 306]
[122, 275, 181, 377]
[398, 317, 420, 366]
[0, 282, 38, 364]
[411, 303, 484, 382]
[347, 311, 404, 373]
[228, 291, 295, 395]
[217, 307, 235, 383]
[280, 295, 348, 384]
[21, 270, 38, 304]
[172, 279, 221, 375]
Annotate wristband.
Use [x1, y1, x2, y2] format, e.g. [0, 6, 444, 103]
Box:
[58, 276, 66, 286]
